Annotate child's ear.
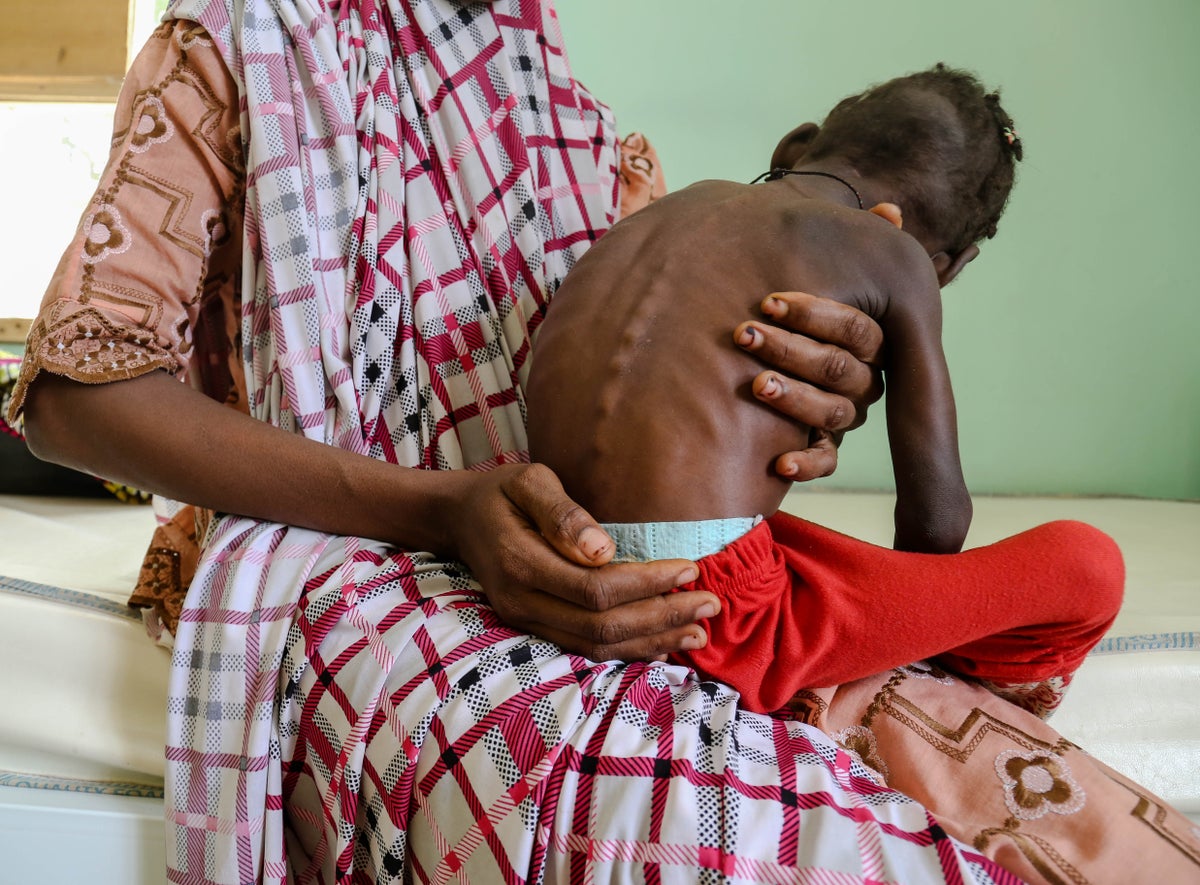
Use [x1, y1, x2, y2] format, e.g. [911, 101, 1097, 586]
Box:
[932, 245, 980, 288]
[769, 122, 820, 171]
[867, 202, 903, 229]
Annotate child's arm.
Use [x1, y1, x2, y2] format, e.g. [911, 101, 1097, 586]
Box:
[881, 262, 972, 553]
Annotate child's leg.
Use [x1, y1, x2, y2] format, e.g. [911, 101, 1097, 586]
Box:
[676, 514, 1121, 714]
[766, 513, 1123, 704]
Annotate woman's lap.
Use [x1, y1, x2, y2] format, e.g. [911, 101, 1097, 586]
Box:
[170, 517, 1200, 884]
[261, 537, 1009, 883]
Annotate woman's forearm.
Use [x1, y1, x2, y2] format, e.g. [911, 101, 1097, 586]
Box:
[22, 369, 716, 660]
[22, 371, 464, 554]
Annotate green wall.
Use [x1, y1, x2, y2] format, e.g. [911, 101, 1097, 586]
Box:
[556, 0, 1200, 500]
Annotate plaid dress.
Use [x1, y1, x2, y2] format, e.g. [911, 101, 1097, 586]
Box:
[162, 1, 1013, 881]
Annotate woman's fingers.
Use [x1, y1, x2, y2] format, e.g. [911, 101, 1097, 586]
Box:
[736, 319, 881, 412]
[457, 462, 715, 661]
[499, 462, 617, 566]
[760, 290, 883, 365]
[734, 291, 886, 479]
[773, 430, 839, 482]
[735, 291, 885, 433]
[750, 369, 861, 433]
[496, 519, 700, 613]
[499, 583, 719, 662]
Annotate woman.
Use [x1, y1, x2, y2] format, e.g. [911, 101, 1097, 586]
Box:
[14, 1, 1197, 882]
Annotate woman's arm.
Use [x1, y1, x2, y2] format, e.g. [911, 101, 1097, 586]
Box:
[21, 294, 884, 662]
[23, 370, 715, 660]
[24, 286, 888, 656]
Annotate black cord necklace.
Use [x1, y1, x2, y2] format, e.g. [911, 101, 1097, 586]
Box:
[750, 168, 864, 210]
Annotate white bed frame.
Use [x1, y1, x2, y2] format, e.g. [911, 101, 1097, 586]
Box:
[0, 783, 164, 883]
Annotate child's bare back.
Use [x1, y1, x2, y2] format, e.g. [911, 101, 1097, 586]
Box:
[526, 175, 964, 546]
[528, 65, 1022, 554]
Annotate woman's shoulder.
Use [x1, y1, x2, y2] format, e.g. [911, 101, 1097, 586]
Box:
[118, 20, 242, 173]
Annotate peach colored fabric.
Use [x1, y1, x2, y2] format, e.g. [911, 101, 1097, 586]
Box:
[9, 23, 248, 633]
[795, 668, 1200, 883]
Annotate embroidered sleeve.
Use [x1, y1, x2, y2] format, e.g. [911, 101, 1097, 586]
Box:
[616, 132, 667, 220]
[7, 20, 244, 422]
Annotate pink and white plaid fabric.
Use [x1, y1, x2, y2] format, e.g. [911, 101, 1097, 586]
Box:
[162, 1, 1014, 882]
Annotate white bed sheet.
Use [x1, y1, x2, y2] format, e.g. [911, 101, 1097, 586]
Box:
[0, 495, 165, 884]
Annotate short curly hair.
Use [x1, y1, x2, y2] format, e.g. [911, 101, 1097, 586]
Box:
[804, 64, 1022, 254]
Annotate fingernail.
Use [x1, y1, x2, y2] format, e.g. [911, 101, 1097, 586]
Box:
[696, 601, 719, 620]
[760, 374, 779, 397]
[680, 629, 707, 651]
[578, 526, 611, 561]
[675, 566, 699, 586]
[762, 296, 786, 317]
[736, 325, 759, 348]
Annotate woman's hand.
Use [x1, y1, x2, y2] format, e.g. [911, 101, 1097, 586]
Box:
[734, 291, 884, 481]
[447, 463, 718, 662]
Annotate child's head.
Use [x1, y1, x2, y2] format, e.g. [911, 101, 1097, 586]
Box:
[801, 64, 1022, 256]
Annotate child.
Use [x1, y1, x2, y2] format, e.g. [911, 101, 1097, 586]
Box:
[525, 64, 1123, 717]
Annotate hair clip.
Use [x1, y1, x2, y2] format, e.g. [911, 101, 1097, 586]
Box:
[1001, 126, 1020, 147]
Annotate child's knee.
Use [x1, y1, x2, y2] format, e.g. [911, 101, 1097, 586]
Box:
[1035, 519, 1125, 623]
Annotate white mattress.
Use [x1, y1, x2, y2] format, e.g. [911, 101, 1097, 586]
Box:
[0, 491, 1197, 853]
[0, 495, 164, 787]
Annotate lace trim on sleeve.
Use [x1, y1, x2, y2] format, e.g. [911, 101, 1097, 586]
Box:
[8, 302, 179, 420]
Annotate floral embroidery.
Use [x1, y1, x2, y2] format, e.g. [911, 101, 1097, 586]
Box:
[977, 675, 1071, 720]
[832, 725, 889, 784]
[129, 95, 174, 154]
[82, 203, 132, 264]
[26, 307, 174, 394]
[994, 749, 1085, 821]
[177, 22, 214, 52]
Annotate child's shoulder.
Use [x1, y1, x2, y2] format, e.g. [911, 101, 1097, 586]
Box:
[670, 178, 754, 203]
[777, 199, 930, 267]
[798, 205, 941, 313]
[838, 205, 936, 275]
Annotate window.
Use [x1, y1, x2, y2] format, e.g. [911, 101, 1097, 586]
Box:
[0, 0, 168, 321]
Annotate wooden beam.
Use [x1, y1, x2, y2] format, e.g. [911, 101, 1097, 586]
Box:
[0, 0, 132, 103]
[0, 75, 125, 103]
[0, 318, 33, 344]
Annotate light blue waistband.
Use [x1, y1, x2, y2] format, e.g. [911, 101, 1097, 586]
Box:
[600, 516, 762, 562]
